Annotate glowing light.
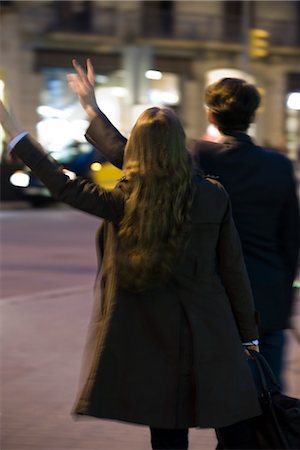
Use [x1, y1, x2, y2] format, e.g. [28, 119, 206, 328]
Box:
[90, 162, 102, 171]
[206, 69, 255, 85]
[149, 90, 179, 105]
[145, 70, 162, 80]
[0, 79, 4, 100]
[10, 171, 30, 187]
[95, 86, 121, 126]
[287, 92, 300, 111]
[207, 124, 220, 138]
[95, 75, 108, 83]
[149, 90, 161, 104]
[37, 105, 69, 119]
[161, 92, 179, 104]
[111, 87, 127, 98]
[62, 169, 76, 180]
[37, 118, 74, 151]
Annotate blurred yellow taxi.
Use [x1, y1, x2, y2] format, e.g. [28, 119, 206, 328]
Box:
[90, 161, 124, 190]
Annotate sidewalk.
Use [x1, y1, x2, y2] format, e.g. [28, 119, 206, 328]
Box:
[2, 285, 299, 450]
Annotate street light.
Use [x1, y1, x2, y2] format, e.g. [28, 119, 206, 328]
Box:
[287, 92, 300, 111]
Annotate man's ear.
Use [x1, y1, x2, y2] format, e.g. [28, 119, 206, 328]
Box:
[207, 109, 217, 125]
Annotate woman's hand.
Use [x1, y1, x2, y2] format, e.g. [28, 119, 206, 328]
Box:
[244, 344, 259, 359]
[67, 59, 99, 121]
[0, 100, 23, 141]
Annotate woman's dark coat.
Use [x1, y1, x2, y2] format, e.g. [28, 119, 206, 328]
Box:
[12, 134, 261, 429]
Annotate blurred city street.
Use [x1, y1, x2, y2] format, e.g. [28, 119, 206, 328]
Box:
[1, 206, 299, 450]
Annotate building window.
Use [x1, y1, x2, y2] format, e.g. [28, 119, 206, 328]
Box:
[223, 1, 243, 41]
[141, 1, 174, 37]
[53, 1, 92, 32]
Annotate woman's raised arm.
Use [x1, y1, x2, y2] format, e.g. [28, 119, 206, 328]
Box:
[0, 100, 124, 221]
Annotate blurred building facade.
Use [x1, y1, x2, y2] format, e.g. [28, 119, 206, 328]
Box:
[1, 0, 300, 161]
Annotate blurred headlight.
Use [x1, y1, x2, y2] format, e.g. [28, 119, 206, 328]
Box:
[90, 162, 102, 172]
[9, 171, 30, 187]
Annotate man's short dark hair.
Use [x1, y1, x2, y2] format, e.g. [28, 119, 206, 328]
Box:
[205, 78, 261, 133]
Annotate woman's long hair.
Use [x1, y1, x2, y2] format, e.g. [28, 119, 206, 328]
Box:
[118, 107, 193, 292]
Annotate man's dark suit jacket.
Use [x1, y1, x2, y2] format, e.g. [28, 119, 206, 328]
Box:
[85, 113, 300, 332]
[190, 133, 300, 332]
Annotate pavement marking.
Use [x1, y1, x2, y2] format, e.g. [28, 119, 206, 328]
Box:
[0, 284, 92, 304]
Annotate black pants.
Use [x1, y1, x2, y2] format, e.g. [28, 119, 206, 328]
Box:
[150, 420, 259, 450]
[150, 427, 188, 450]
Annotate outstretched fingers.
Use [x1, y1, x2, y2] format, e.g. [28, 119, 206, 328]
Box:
[72, 59, 90, 89]
[68, 59, 98, 118]
[87, 58, 95, 86]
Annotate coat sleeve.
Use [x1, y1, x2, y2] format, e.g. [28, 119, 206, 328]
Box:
[85, 110, 127, 170]
[12, 135, 124, 221]
[217, 188, 259, 342]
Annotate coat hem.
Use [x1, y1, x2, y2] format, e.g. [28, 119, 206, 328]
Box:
[72, 405, 262, 429]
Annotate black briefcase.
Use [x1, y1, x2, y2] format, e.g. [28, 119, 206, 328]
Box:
[248, 350, 300, 449]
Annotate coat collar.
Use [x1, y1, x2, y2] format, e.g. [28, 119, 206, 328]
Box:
[219, 132, 254, 146]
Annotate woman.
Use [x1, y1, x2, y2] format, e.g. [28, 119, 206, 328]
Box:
[0, 64, 260, 449]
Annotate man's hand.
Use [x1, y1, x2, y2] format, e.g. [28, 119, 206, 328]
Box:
[67, 59, 99, 121]
[0, 100, 22, 140]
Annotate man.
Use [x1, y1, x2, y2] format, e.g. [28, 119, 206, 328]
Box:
[191, 78, 300, 388]
[68, 62, 300, 388]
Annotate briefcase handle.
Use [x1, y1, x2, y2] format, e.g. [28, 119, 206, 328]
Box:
[248, 350, 290, 449]
[248, 349, 281, 396]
